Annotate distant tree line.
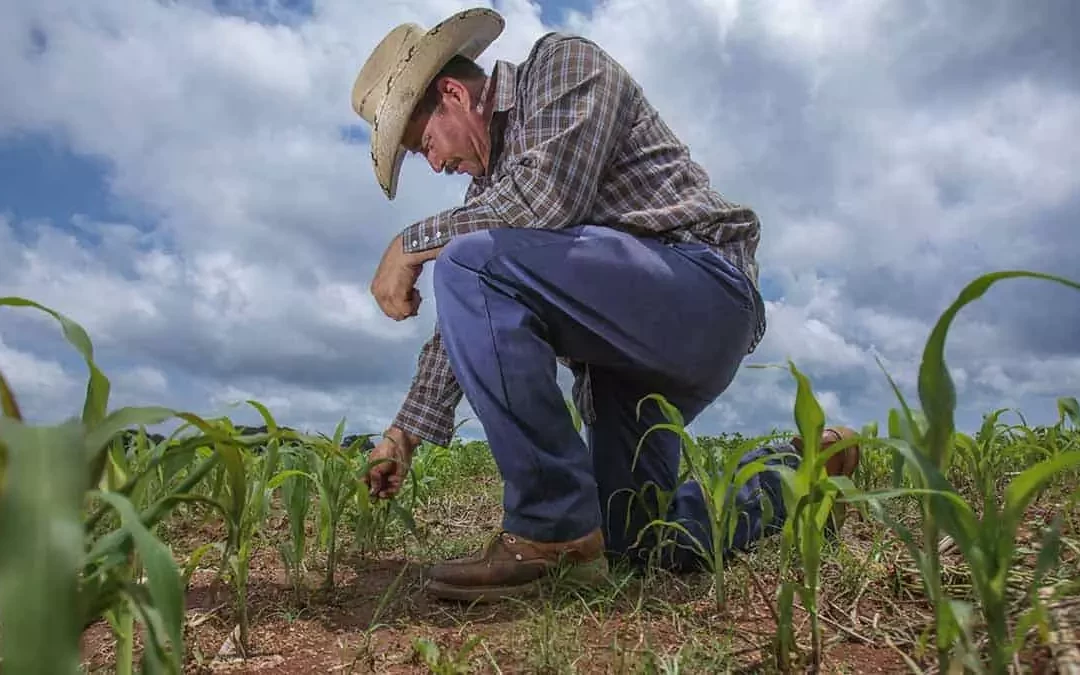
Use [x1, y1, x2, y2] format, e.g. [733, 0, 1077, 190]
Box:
[115, 424, 377, 453]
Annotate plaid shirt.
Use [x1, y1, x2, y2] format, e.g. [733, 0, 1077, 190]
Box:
[391, 32, 765, 447]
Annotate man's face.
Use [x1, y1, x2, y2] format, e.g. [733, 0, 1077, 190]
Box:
[401, 77, 489, 179]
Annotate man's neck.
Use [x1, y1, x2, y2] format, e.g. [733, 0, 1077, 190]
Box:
[478, 71, 499, 125]
[475, 70, 502, 175]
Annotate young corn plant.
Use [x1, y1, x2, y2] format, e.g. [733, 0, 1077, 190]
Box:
[277, 441, 314, 605]
[0, 296, 236, 674]
[767, 362, 860, 674]
[352, 470, 416, 557]
[630, 396, 782, 612]
[1023, 397, 1080, 462]
[305, 422, 375, 590]
[211, 404, 308, 654]
[400, 441, 451, 509]
[96, 425, 183, 675]
[629, 367, 859, 672]
[843, 270, 1080, 673]
[952, 408, 1023, 514]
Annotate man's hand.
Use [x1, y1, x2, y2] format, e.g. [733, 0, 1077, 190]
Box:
[363, 426, 420, 499]
[371, 234, 435, 321]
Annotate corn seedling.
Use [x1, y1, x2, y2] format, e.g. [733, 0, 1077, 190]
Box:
[764, 362, 860, 674]
[352, 469, 416, 557]
[0, 296, 240, 674]
[630, 397, 781, 612]
[401, 441, 451, 510]
[97, 426, 183, 675]
[413, 635, 484, 674]
[210, 404, 309, 653]
[277, 442, 314, 605]
[304, 422, 390, 590]
[842, 270, 1080, 673]
[952, 409, 1024, 514]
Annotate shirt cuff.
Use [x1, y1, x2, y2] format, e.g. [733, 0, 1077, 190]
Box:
[401, 210, 454, 254]
[392, 403, 454, 449]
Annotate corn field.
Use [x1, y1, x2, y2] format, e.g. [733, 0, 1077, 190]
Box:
[1, 269, 1079, 674]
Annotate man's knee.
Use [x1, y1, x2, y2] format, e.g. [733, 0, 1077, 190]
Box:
[434, 227, 583, 280]
[434, 231, 497, 280]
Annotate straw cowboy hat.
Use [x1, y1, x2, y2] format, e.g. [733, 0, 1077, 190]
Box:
[351, 8, 505, 200]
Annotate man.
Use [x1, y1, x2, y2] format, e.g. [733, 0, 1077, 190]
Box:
[351, 8, 860, 603]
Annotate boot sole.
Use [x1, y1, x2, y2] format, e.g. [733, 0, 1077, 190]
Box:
[424, 579, 542, 604]
[424, 557, 610, 604]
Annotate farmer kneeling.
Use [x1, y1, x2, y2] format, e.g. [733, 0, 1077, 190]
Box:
[353, 8, 860, 603]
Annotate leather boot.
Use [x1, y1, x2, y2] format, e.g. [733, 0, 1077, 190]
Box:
[424, 528, 608, 603]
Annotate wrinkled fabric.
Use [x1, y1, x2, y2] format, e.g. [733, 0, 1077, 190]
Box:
[427, 225, 778, 566]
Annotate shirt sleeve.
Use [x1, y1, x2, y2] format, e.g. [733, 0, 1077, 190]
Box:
[391, 329, 463, 448]
[400, 35, 633, 254]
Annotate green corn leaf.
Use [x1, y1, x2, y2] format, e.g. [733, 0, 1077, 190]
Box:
[94, 490, 185, 673]
[331, 416, 347, 447]
[123, 589, 177, 674]
[86, 442, 221, 537]
[159, 443, 199, 488]
[266, 468, 314, 491]
[86, 406, 177, 492]
[631, 517, 711, 564]
[0, 369, 14, 496]
[877, 356, 920, 442]
[918, 271, 1080, 468]
[0, 367, 21, 420]
[841, 486, 970, 509]
[105, 438, 130, 491]
[1058, 396, 1079, 427]
[1030, 513, 1065, 596]
[636, 393, 685, 428]
[886, 409, 907, 489]
[788, 361, 825, 454]
[634, 422, 698, 472]
[880, 438, 979, 545]
[86, 406, 176, 460]
[181, 542, 220, 587]
[391, 500, 418, 536]
[566, 397, 583, 433]
[246, 399, 279, 435]
[1002, 452, 1080, 533]
[0, 418, 87, 675]
[0, 296, 111, 427]
[216, 442, 248, 529]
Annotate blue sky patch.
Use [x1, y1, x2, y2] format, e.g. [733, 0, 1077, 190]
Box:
[0, 133, 115, 230]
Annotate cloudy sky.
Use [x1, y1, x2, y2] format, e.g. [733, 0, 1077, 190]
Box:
[1, 0, 1077, 444]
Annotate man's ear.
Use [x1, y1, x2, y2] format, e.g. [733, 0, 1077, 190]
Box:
[438, 77, 472, 110]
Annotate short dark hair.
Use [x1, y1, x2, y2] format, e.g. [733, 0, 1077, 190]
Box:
[413, 54, 487, 116]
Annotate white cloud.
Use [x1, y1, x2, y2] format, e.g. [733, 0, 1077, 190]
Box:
[0, 334, 81, 421]
[758, 297, 868, 376]
[115, 366, 168, 395]
[0, 0, 1077, 442]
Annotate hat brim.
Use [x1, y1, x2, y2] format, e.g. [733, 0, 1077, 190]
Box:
[371, 8, 504, 200]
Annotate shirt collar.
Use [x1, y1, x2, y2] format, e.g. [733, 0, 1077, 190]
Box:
[489, 59, 517, 113]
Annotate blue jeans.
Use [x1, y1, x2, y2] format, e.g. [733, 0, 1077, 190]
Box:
[432, 225, 796, 571]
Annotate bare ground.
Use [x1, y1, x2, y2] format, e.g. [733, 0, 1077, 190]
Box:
[79, 467, 1078, 674]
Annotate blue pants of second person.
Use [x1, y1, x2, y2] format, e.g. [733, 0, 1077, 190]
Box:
[431, 225, 798, 572]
